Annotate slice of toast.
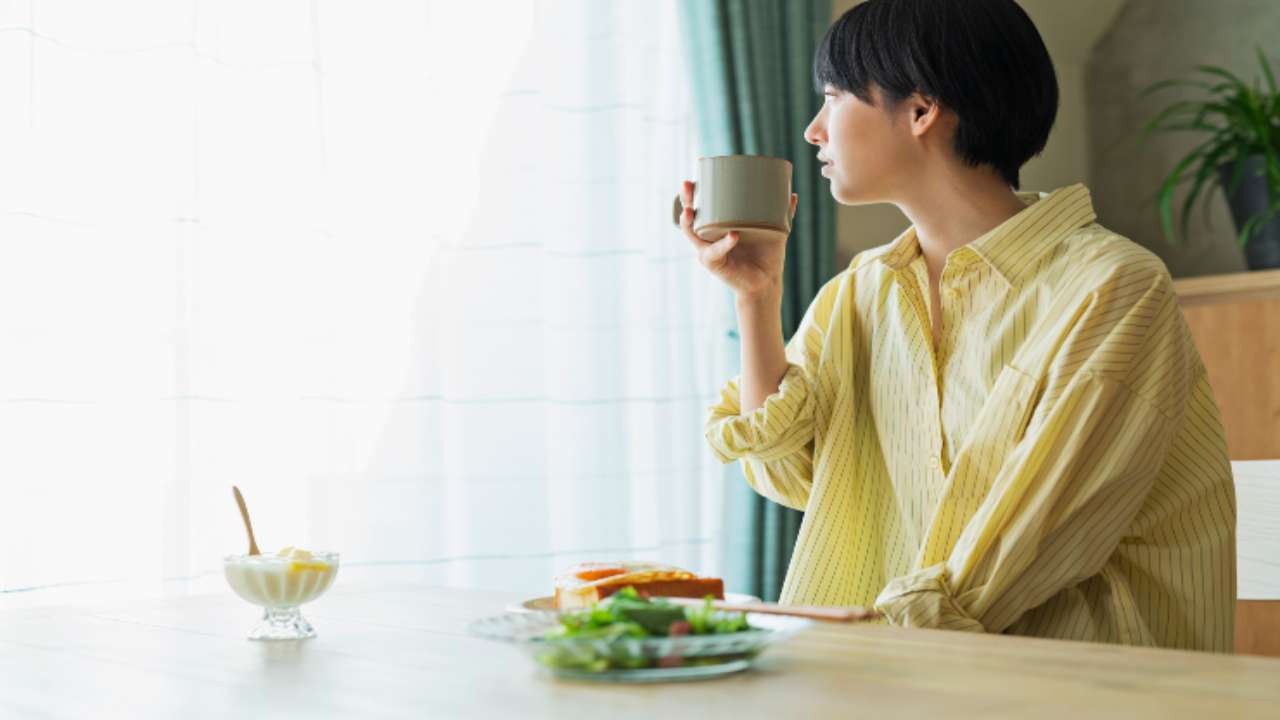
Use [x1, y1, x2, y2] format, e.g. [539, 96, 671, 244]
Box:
[553, 562, 725, 610]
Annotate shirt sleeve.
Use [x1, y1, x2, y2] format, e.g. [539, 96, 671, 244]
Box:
[875, 260, 1196, 633]
[704, 274, 844, 512]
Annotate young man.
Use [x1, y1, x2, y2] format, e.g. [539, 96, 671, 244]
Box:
[681, 0, 1235, 650]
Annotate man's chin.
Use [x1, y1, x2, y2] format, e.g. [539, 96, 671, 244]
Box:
[830, 181, 872, 206]
[830, 177, 894, 207]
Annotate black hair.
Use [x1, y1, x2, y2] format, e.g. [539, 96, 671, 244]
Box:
[813, 0, 1058, 189]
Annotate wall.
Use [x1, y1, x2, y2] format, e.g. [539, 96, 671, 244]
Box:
[1087, 0, 1280, 278]
[828, 0, 1125, 268]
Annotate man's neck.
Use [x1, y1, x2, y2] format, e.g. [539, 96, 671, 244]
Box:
[896, 168, 1029, 279]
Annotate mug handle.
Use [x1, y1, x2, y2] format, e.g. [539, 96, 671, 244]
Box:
[671, 193, 799, 230]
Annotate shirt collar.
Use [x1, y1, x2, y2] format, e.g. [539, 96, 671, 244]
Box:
[877, 184, 1098, 286]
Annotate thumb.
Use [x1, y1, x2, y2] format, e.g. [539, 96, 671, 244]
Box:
[704, 231, 739, 266]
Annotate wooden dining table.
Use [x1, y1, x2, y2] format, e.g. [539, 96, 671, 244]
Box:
[2, 582, 1278, 719]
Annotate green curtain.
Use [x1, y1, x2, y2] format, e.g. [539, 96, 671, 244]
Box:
[679, 0, 835, 601]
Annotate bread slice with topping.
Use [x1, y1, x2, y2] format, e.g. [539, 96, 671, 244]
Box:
[553, 562, 725, 610]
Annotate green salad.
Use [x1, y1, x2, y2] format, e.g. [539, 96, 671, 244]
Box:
[536, 586, 754, 672]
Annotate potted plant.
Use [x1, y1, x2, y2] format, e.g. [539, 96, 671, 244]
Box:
[1140, 49, 1280, 270]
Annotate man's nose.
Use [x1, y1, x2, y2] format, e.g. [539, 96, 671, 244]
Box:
[803, 115, 825, 146]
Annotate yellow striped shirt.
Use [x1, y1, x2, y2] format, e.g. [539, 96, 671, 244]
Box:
[706, 184, 1236, 651]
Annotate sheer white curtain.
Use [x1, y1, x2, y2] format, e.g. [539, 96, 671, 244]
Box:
[0, 0, 738, 600]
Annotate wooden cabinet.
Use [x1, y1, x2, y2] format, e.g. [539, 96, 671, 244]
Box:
[1174, 269, 1280, 460]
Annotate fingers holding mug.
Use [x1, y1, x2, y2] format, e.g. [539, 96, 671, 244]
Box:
[679, 201, 694, 231]
[682, 181, 695, 208]
[700, 231, 739, 270]
[681, 207, 708, 252]
[675, 179, 696, 226]
[677, 186, 704, 249]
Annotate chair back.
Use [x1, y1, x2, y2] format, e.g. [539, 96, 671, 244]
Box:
[1233, 460, 1280, 656]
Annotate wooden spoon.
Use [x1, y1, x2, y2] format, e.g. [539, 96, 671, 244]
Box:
[231, 486, 261, 556]
[660, 597, 879, 623]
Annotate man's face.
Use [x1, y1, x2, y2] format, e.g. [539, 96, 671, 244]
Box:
[804, 84, 917, 206]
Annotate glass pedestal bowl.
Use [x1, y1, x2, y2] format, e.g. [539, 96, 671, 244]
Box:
[223, 551, 339, 640]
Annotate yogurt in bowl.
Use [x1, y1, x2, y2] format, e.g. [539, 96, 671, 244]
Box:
[224, 547, 339, 640]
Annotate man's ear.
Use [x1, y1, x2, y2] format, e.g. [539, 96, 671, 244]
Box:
[907, 93, 943, 139]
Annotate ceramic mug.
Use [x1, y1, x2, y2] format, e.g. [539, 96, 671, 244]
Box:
[672, 155, 796, 243]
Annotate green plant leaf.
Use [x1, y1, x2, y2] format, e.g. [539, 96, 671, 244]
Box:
[1179, 143, 1233, 239]
[1224, 154, 1249, 195]
[1237, 198, 1280, 248]
[1156, 101, 1249, 140]
[1195, 65, 1249, 92]
[1139, 78, 1214, 98]
[1258, 48, 1278, 97]
[1242, 88, 1273, 149]
[1238, 221, 1253, 248]
[1138, 101, 1208, 141]
[1158, 146, 1214, 245]
[1267, 155, 1280, 206]
[1208, 81, 1244, 96]
[1239, 213, 1266, 248]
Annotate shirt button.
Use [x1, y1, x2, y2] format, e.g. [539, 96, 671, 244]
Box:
[928, 456, 941, 470]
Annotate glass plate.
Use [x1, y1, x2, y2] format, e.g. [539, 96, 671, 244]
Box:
[468, 609, 810, 682]
[547, 658, 752, 683]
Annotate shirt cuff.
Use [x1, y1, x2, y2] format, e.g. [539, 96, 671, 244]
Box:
[874, 564, 985, 633]
[704, 364, 814, 463]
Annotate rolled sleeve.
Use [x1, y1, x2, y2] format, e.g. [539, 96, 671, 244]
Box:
[874, 564, 985, 632]
[704, 365, 817, 511]
[704, 363, 815, 463]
